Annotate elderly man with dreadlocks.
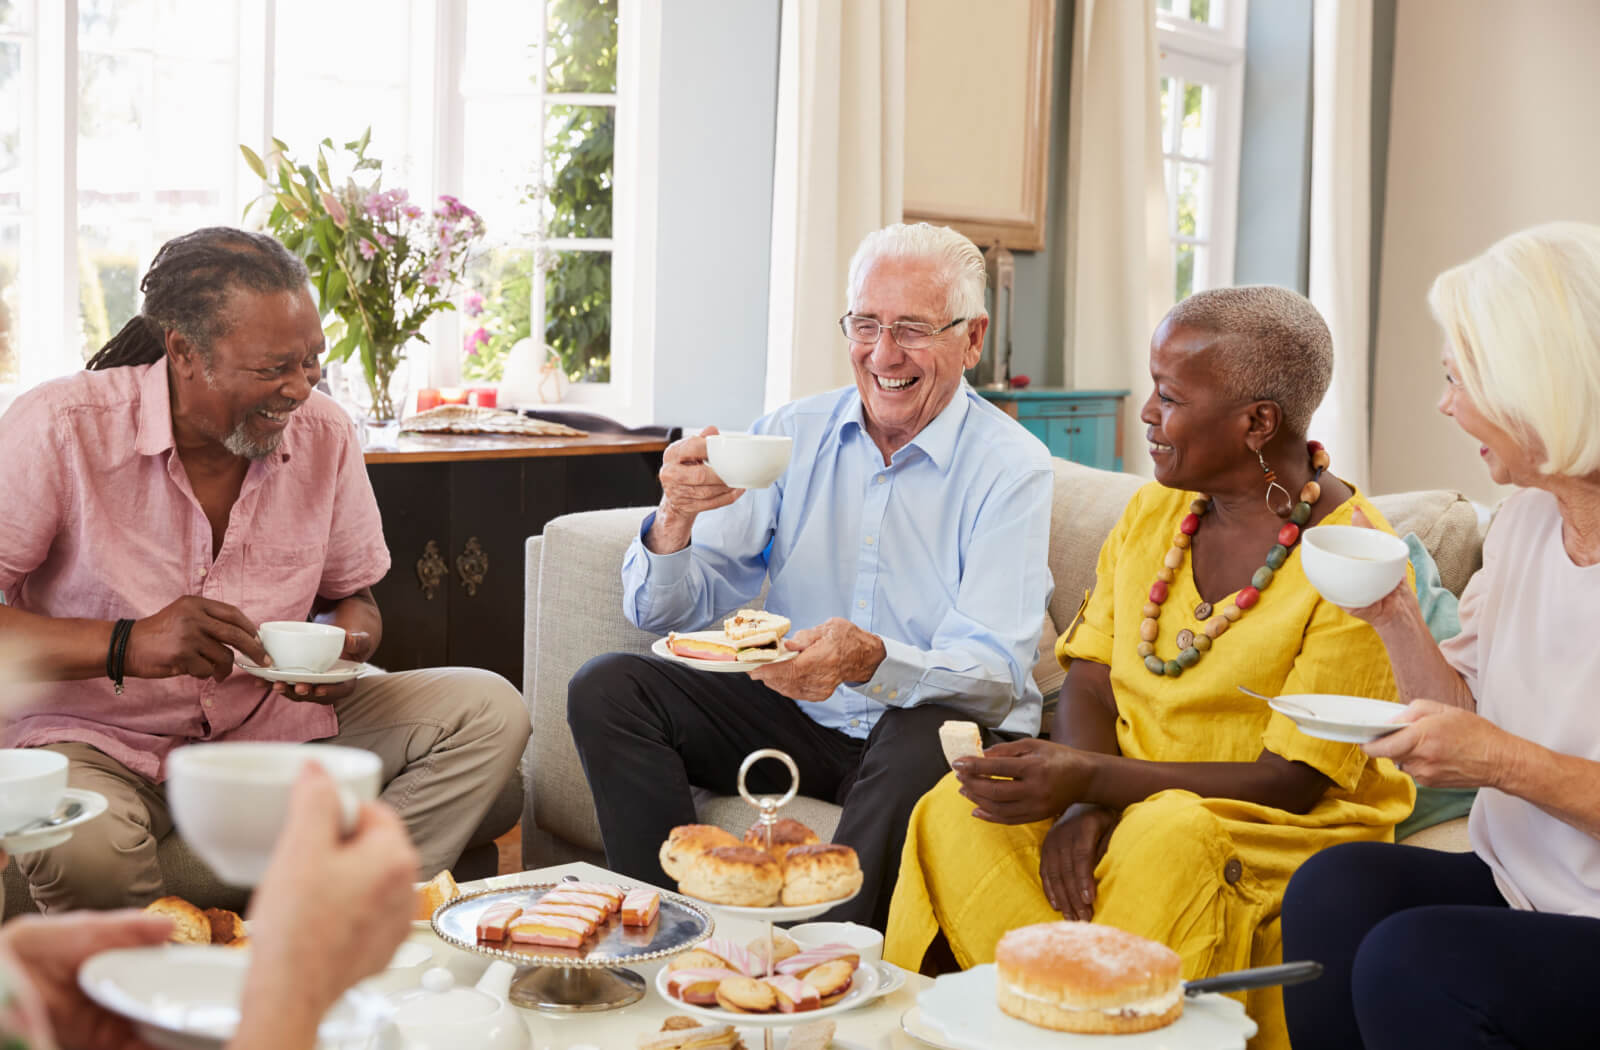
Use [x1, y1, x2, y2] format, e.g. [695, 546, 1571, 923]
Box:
[0, 227, 528, 913]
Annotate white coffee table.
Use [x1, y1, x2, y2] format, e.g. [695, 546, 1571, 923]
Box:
[384, 861, 931, 1050]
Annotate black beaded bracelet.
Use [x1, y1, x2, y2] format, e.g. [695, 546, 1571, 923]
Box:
[108, 618, 135, 695]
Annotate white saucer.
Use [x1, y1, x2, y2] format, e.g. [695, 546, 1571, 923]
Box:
[867, 961, 907, 1000]
[651, 633, 798, 673]
[654, 960, 880, 1027]
[1268, 693, 1407, 743]
[696, 885, 860, 923]
[0, 787, 108, 854]
[78, 945, 392, 1050]
[915, 965, 1256, 1049]
[234, 655, 373, 685]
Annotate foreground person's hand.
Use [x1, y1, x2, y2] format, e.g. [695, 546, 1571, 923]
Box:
[647, 426, 742, 553]
[272, 630, 376, 704]
[746, 618, 886, 701]
[232, 764, 418, 1050]
[955, 738, 1095, 825]
[1039, 804, 1118, 922]
[1362, 699, 1517, 788]
[0, 909, 174, 1050]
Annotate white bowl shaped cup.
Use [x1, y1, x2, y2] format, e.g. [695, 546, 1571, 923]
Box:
[166, 742, 381, 886]
[0, 749, 69, 833]
[1299, 525, 1410, 608]
[258, 621, 346, 673]
[786, 920, 884, 967]
[704, 433, 794, 490]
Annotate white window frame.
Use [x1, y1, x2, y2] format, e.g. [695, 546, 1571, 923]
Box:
[1156, 0, 1247, 298]
[0, 0, 659, 426]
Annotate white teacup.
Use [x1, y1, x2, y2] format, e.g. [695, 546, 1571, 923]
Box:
[0, 749, 69, 833]
[705, 433, 794, 490]
[786, 920, 884, 967]
[166, 742, 381, 886]
[258, 621, 346, 673]
[1300, 525, 1410, 608]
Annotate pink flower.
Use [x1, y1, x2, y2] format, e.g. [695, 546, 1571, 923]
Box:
[465, 292, 484, 317]
[320, 192, 348, 227]
[375, 232, 394, 249]
[404, 204, 422, 220]
[463, 326, 489, 355]
[358, 238, 377, 260]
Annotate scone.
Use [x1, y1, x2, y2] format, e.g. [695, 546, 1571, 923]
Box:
[994, 920, 1183, 1034]
[779, 843, 864, 906]
[679, 845, 783, 907]
[414, 869, 459, 921]
[743, 817, 819, 864]
[660, 824, 743, 881]
[145, 896, 210, 945]
[203, 907, 249, 948]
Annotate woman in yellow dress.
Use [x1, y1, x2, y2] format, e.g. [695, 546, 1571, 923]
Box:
[884, 286, 1414, 1050]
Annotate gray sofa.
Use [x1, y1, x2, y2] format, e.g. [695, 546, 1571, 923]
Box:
[522, 458, 1483, 869]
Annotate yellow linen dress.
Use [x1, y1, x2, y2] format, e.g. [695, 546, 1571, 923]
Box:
[884, 482, 1415, 1050]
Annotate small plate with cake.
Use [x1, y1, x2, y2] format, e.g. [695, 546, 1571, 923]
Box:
[653, 610, 799, 672]
[654, 949, 880, 1028]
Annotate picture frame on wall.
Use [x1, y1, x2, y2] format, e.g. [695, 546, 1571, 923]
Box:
[903, 0, 1057, 251]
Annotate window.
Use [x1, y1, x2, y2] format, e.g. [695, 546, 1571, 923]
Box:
[1156, 0, 1247, 304]
[0, 0, 650, 416]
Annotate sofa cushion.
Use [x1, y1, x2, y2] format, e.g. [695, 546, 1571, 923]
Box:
[1369, 489, 1483, 597]
[1045, 460, 1144, 635]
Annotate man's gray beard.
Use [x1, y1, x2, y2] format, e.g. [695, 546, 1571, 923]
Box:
[222, 419, 282, 460]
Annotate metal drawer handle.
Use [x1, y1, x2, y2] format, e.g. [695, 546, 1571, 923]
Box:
[416, 540, 448, 601]
[456, 537, 489, 597]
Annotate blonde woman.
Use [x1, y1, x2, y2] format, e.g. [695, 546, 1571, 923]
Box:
[1282, 223, 1600, 1049]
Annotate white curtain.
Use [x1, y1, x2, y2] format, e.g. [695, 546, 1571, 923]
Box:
[1308, 0, 1374, 489]
[765, 0, 905, 410]
[1061, 0, 1170, 476]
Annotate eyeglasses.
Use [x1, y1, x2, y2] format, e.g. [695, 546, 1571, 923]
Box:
[839, 314, 968, 350]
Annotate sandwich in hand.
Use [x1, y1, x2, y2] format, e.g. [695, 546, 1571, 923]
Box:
[666, 609, 792, 663]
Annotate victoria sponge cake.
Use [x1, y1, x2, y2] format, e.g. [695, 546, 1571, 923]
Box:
[994, 921, 1183, 1034]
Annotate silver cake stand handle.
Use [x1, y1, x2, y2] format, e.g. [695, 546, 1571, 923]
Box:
[737, 748, 800, 1050]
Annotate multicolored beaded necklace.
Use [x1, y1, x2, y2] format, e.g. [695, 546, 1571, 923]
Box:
[1140, 441, 1331, 678]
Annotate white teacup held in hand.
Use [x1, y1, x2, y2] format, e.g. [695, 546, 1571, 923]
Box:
[257, 621, 346, 672]
[166, 742, 380, 886]
[0, 748, 68, 833]
[1298, 524, 1409, 609]
[705, 432, 793, 490]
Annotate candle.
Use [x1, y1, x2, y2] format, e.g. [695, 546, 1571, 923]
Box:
[439, 387, 469, 405]
[416, 387, 442, 411]
[469, 387, 498, 408]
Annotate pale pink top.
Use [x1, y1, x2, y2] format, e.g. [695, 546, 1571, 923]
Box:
[0, 362, 390, 781]
[1440, 488, 1600, 916]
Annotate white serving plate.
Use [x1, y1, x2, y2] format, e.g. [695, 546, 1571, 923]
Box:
[653, 960, 880, 1028]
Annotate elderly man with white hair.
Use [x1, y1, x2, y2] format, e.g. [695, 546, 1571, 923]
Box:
[567, 222, 1054, 928]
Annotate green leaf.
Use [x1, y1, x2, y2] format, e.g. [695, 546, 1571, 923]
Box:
[329, 327, 359, 364]
[239, 144, 267, 179]
[324, 267, 348, 312]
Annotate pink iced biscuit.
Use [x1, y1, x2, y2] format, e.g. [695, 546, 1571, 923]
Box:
[763, 974, 821, 1013]
[775, 944, 859, 977]
[509, 913, 591, 948]
[540, 890, 616, 914]
[525, 907, 600, 936]
[621, 888, 659, 927]
[475, 902, 524, 941]
[529, 902, 606, 925]
[561, 881, 626, 907]
[701, 936, 765, 977]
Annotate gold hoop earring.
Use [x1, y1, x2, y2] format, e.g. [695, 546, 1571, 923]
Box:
[1257, 449, 1293, 517]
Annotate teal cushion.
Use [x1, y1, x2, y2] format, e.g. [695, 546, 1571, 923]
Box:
[1393, 533, 1477, 840]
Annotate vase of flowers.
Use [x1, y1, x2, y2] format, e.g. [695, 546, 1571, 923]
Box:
[241, 130, 485, 427]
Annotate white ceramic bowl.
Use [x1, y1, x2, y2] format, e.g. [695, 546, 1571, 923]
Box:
[1299, 525, 1410, 608]
[705, 433, 793, 490]
[257, 621, 345, 672]
[166, 743, 380, 886]
[0, 749, 68, 832]
[787, 920, 884, 967]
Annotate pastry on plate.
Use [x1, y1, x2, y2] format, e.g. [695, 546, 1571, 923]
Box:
[660, 824, 743, 881]
[994, 920, 1183, 1034]
[144, 896, 210, 946]
[742, 817, 819, 863]
[779, 843, 863, 906]
[679, 845, 783, 907]
[414, 869, 459, 921]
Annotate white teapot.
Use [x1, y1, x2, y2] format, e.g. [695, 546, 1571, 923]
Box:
[389, 962, 530, 1050]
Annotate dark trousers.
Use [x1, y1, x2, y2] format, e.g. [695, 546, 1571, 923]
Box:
[566, 651, 992, 930]
[1282, 841, 1600, 1049]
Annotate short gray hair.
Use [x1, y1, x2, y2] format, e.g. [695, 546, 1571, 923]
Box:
[1164, 285, 1333, 436]
[845, 223, 988, 322]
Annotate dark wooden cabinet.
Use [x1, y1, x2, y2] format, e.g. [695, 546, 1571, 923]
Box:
[364, 435, 666, 685]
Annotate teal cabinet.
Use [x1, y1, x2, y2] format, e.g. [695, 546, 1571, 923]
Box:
[977, 388, 1129, 472]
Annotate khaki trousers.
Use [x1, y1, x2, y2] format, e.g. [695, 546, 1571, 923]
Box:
[15, 666, 528, 913]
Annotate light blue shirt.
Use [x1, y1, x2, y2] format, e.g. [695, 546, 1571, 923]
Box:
[621, 383, 1054, 738]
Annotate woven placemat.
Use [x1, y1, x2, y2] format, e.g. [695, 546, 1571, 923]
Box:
[401, 404, 587, 437]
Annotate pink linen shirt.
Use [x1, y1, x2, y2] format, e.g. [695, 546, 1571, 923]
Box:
[0, 362, 390, 781]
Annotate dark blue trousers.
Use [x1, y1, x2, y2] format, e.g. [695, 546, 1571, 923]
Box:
[1282, 841, 1600, 1049]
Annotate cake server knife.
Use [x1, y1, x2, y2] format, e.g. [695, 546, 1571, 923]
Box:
[1184, 960, 1323, 996]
